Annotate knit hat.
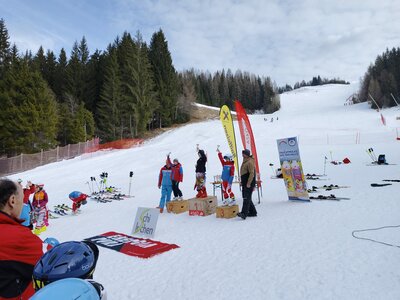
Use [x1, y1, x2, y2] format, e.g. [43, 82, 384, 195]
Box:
[242, 149, 251, 156]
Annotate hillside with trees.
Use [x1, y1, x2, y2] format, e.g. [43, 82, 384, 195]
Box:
[0, 18, 280, 156]
[358, 47, 400, 108]
[278, 76, 349, 94]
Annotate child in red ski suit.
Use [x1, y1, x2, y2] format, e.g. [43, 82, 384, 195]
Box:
[69, 191, 88, 214]
[217, 150, 235, 205]
[31, 184, 48, 234]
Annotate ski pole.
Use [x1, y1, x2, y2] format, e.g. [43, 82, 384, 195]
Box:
[128, 171, 134, 196]
[269, 163, 275, 175]
[366, 149, 374, 162]
[86, 181, 92, 194]
[93, 177, 100, 192]
[370, 148, 377, 162]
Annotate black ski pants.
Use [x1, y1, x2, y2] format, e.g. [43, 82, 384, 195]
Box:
[241, 185, 257, 216]
[172, 181, 183, 197]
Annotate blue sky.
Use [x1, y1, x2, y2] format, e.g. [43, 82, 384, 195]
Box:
[1, 0, 399, 86]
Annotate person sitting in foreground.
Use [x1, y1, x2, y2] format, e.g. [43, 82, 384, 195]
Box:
[0, 178, 43, 300]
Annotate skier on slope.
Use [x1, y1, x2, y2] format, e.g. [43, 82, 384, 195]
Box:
[167, 155, 184, 200]
[217, 149, 235, 206]
[157, 156, 173, 213]
[69, 191, 88, 214]
[32, 184, 49, 235]
[195, 148, 208, 198]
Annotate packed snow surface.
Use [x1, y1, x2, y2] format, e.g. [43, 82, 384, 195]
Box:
[11, 83, 400, 299]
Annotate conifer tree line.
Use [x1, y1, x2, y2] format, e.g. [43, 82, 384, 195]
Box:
[358, 47, 400, 108]
[0, 18, 280, 157]
[277, 76, 349, 93]
[182, 69, 281, 113]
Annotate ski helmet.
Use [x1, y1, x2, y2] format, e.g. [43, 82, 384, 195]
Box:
[44, 237, 60, 247]
[223, 154, 233, 161]
[30, 278, 103, 300]
[33, 241, 99, 291]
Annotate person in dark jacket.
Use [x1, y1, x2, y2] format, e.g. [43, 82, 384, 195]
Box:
[0, 178, 43, 300]
[195, 148, 207, 198]
[237, 149, 257, 219]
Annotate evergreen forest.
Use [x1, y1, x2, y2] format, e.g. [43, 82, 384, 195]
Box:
[358, 47, 400, 108]
[0, 19, 280, 156]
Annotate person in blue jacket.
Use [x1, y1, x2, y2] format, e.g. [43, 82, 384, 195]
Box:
[157, 157, 173, 213]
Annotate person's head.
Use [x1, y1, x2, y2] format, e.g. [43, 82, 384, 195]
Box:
[173, 158, 179, 165]
[0, 179, 24, 218]
[198, 149, 205, 157]
[242, 149, 251, 158]
[17, 178, 23, 186]
[33, 241, 99, 291]
[223, 154, 233, 161]
[36, 184, 44, 191]
[165, 160, 171, 168]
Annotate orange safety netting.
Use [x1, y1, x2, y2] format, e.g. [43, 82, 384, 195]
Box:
[87, 139, 145, 152]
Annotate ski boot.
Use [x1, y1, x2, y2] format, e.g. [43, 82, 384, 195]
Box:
[228, 196, 236, 206]
[199, 187, 208, 198]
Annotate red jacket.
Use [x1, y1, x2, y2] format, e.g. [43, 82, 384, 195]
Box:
[23, 185, 35, 204]
[167, 156, 183, 182]
[0, 211, 43, 299]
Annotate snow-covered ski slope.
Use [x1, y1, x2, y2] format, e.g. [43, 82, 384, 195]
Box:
[10, 83, 400, 300]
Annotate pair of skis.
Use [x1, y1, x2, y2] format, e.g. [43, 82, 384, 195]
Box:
[49, 204, 74, 217]
[307, 184, 350, 193]
[310, 194, 350, 201]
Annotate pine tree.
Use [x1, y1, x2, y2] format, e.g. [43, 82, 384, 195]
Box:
[148, 29, 178, 127]
[0, 63, 58, 155]
[53, 48, 68, 100]
[0, 18, 11, 74]
[97, 47, 121, 141]
[33, 46, 46, 74]
[130, 32, 158, 136]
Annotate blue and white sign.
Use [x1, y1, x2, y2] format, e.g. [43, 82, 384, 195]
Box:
[277, 137, 310, 201]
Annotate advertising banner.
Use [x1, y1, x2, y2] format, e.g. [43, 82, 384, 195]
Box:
[219, 105, 239, 175]
[85, 231, 179, 259]
[277, 137, 309, 201]
[234, 101, 261, 186]
[132, 207, 159, 238]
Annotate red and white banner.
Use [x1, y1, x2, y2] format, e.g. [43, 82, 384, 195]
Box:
[85, 231, 179, 259]
[234, 100, 261, 185]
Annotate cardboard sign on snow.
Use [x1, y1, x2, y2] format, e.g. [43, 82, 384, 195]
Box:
[85, 231, 179, 259]
[132, 207, 159, 238]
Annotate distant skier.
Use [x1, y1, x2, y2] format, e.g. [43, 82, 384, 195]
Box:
[167, 155, 183, 200]
[32, 184, 49, 235]
[195, 147, 208, 198]
[217, 149, 235, 205]
[157, 157, 173, 213]
[69, 191, 88, 214]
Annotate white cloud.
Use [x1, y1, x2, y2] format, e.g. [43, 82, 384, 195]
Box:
[2, 0, 400, 86]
